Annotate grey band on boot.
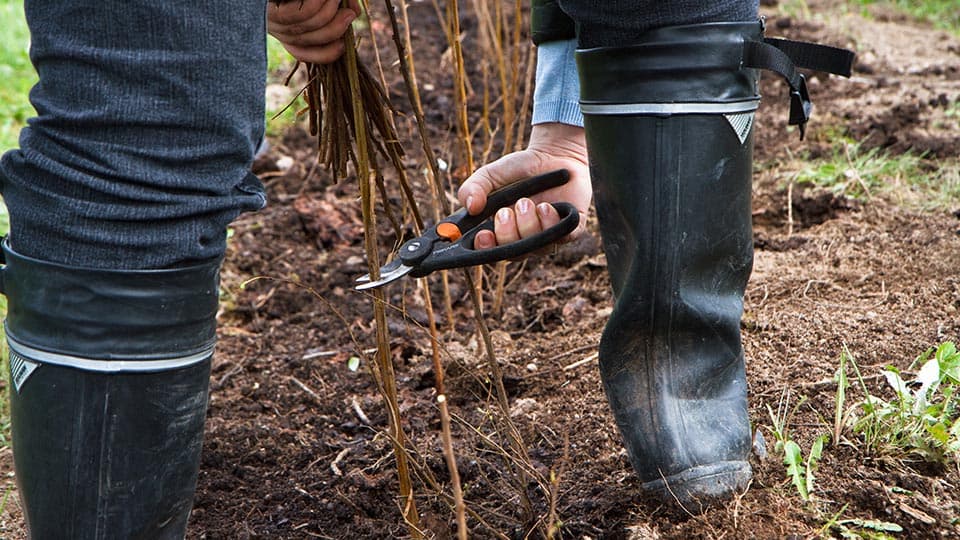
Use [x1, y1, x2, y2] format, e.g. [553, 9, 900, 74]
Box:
[579, 99, 759, 116]
[7, 335, 215, 375]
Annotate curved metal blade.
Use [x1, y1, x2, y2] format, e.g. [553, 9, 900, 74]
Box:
[355, 261, 414, 290]
[355, 257, 404, 284]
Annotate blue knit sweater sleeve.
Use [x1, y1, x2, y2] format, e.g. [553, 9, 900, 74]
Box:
[532, 39, 583, 127]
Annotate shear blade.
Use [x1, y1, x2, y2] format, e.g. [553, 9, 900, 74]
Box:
[355, 262, 414, 290]
[356, 258, 403, 283]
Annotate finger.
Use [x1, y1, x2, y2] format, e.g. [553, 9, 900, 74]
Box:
[535, 202, 561, 232]
[457, 150, 544, 215]
[280, 40, 347, 64]
[268, 0, 336, 27]
[494, 207, 521, 246]
[514, 198, 542, 239]
[474, 230, 496, 250]
[270, 8, 355, 48]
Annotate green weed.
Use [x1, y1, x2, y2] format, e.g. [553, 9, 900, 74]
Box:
[847, 342, 960, 465]
[767, 390, 830, 501]
[820, 504, 903, 539]
[836, 519, 903, 539]
[784, 434, 828, 502]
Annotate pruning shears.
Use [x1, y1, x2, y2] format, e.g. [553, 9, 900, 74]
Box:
[355, 169, 579, 290]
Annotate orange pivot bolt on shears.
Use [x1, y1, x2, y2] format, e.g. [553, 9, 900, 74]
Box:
[355, 169, 579, 290]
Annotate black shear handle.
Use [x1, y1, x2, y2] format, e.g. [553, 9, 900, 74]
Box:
[400, 169, 574, 268]
[410, 201, 579, 276]
[455, 168, 571, 233]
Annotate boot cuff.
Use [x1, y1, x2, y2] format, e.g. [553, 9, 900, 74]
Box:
[0, 239, 221, 366]
[576, 21, 763, 108]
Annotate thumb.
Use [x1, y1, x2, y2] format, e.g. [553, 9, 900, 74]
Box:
[457, 150, 544, 215]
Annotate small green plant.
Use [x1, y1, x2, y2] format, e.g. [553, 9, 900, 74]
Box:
[784, 433, 828, 502]
[767, 390, 829, 501]
[835, 518, 903, 539]
[820, 505, 903, 539]
[847, 342, 960, 465]
[820, 504, 904, 539]
[835, 346, 852, 441]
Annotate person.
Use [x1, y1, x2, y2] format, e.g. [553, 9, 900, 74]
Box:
[458, 0, 852, 508]
[0, 0, 357, 537]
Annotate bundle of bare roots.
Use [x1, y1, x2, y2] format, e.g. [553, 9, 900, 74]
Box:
[274, 4, 427, 536]
[271, 2, 546, 538]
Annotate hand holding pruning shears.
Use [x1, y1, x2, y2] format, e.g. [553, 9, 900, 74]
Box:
[356, 169, 580, 290]
[457, 123, 591, 250]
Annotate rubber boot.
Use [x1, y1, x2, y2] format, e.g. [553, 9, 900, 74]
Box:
[576, 22, 763, 508]
[0, 240, 220, 539]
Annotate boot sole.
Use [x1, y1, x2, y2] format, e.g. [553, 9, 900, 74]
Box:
[640, 461, 751, 511]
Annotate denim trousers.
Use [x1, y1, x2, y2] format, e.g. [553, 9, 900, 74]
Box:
[0, 0, 269, 269]
[559, 0, 759, 47]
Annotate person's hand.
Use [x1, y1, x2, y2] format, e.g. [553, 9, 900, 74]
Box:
[457, 122, 591, 249]
[267, 0, 361, 64]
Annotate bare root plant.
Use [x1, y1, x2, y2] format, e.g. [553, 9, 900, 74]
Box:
[282, 0, 557, 536]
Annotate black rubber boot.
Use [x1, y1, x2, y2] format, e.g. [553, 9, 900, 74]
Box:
[576, 22, 764, 508]
[0, 240, 220, 539]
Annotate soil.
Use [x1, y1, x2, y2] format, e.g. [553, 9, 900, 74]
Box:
[2, 1, 959, 539]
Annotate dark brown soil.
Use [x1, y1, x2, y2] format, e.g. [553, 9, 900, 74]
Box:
[2, 1, 959, 539]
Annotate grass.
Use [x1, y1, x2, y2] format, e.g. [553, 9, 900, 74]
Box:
[789, 134, 960, 211]
[777, 1, 960, 36]
[855, 0, 960, 34]
[265, 36, 304, 137]
[0, 0, 34, 156]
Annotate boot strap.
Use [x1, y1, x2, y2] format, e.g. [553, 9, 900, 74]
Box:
[743, 37, 855, 139]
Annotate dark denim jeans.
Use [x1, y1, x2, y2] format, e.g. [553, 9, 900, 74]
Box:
[559, 0, 759, 47]
[0, 1, 268, 269]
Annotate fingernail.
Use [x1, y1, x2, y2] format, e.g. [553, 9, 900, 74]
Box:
[517, 199, 531, 215]
[537, 203, 551, 219]
[496, 208, 511, 224]
[477, 234, 494, 249]
[466, 195, 475, 212]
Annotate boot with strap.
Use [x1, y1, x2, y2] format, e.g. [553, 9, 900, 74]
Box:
[0, 239, 220, 539]
[575, 20, 852, 508]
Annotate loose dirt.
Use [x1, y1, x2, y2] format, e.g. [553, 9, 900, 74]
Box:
[0, 1, 957, 538]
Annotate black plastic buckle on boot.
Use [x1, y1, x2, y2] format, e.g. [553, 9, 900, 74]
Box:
[789, 74, 812, 140]
[743, 33, 854, 140]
